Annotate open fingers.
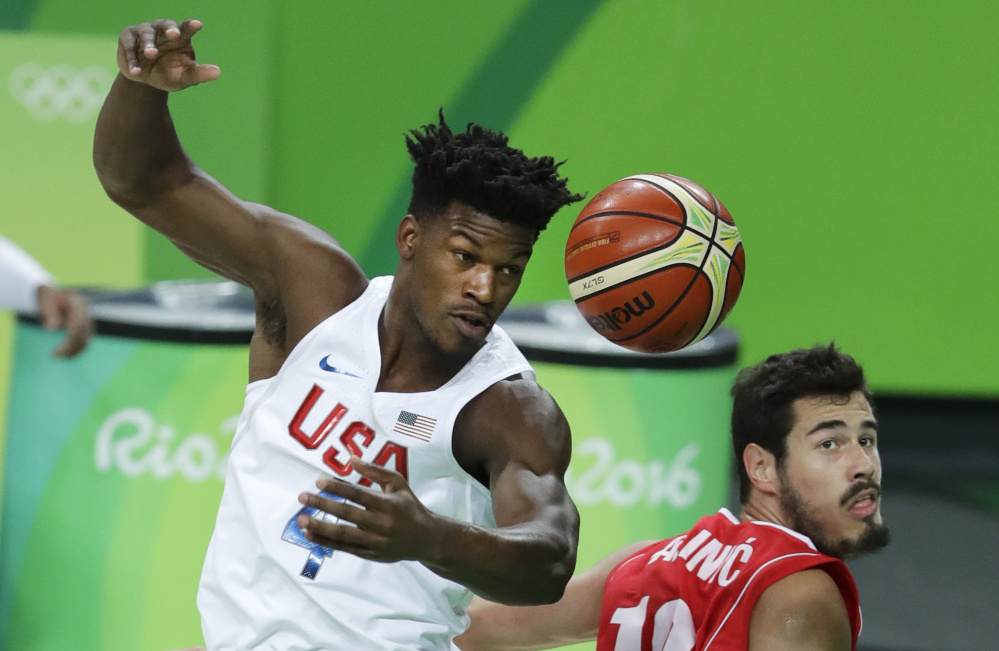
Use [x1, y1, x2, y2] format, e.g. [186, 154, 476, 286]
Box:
[298, 514, 385, 555]
[147, 18, 183, 52]
[298, 489, 370, 526]
[118, 28, 141, 74]
[185, 62, 221, 87]
[311, 532, 380, 560]
[299, 484, 399, 541]
[118, 18, 203, 78]
[316, 475, 380, 507]
[119, 22, 162, 76]
[350, 455, 406, 493]
[179, 18, 204, 39]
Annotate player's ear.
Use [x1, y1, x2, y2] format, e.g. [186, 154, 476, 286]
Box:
[396, 215, 421, 260]
[744, 443, 779, 496]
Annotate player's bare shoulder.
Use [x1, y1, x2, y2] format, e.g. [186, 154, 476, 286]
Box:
[453, 374, 572, 485]
[749, 568, 852, 650]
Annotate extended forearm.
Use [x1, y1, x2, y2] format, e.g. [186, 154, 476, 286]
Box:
[93, 74, 189, 209]
[423, 514, 577, 605]
[454, 542, 649, 651]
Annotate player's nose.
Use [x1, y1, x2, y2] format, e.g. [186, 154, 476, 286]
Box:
[464, 265, 496, 304]
[848, 441, 878, 480]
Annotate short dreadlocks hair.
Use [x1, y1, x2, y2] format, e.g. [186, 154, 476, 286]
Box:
[730, 343, 874, 502]
[405, 110, 584, 239]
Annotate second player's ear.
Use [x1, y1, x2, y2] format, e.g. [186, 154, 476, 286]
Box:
[396, 215, 421, 260]
[743, 443, 779, 496]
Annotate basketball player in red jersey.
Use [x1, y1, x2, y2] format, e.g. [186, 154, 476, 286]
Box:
[455, 344, 890, 651]
[95, 17, 585, 650]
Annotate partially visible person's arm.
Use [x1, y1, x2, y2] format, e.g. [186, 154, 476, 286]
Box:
[35, 285, 92, 358]
[0, 234, 93, 357]
[748, 568, 853, 651]
[454, 540, 653, 651]
[0, 233, 54, 313]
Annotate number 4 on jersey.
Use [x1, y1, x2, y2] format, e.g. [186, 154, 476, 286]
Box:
[281, 490, 344, 580]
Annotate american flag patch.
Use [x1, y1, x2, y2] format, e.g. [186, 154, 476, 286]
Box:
[393, 410, 437, 442]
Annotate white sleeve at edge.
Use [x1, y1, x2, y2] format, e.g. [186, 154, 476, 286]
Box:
[0, 234, 56, 313]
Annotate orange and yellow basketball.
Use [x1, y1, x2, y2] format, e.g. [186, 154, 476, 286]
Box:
[565, 173, 745, 354]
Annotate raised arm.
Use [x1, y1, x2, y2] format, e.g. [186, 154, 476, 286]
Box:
[93, 19, 366, 362]
[296, 377, 581, 605]
[454, 541, 652, 651]
[95, 18, 292, 289]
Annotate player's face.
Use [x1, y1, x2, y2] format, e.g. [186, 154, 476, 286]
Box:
[408, 202, 534, 358]
[778, 392, 890, 559]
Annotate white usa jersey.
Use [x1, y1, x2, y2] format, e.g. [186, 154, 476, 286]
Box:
[198, 276, 534, 650]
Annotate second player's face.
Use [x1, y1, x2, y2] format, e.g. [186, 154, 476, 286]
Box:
[778, 391, 889, 559]
[410, 202, 535, 358]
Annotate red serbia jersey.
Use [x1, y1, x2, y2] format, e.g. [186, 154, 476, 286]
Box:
[597, 508, 861, 651]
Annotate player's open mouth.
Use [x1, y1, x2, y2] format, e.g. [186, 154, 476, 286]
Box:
[847, 491, 878, 519]
[453, 312, 489, 337]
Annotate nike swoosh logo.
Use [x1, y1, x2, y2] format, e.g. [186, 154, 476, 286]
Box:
[319, 355, 363, 379]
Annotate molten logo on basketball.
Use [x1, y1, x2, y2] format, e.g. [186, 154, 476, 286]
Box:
[585, 291, 655, 332]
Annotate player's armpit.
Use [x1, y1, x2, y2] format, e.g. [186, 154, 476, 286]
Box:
[748, 568, 853, 651]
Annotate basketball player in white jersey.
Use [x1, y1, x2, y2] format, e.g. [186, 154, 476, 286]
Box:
[94, 18, 583, 650]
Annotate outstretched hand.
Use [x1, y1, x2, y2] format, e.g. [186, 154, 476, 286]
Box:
[116, 18, 220, 91]
[297, 456, 444, 564]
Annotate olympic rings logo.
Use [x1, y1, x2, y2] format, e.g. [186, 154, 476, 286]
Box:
[8, 63, 114, 122]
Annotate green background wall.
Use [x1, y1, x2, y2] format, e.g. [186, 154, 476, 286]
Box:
[4, 0, 996, 398]
[1, 1, 996, 648]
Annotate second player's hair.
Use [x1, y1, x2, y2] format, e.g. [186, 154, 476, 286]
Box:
[405, 110, 583, 239]
[730, 343, 873, 502]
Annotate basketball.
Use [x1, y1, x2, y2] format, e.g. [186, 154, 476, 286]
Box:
[564, 173, 745, 354]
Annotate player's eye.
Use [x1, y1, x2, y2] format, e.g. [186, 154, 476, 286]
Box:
[454, 250, 472, 263]
[819, 439, 836, 450]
